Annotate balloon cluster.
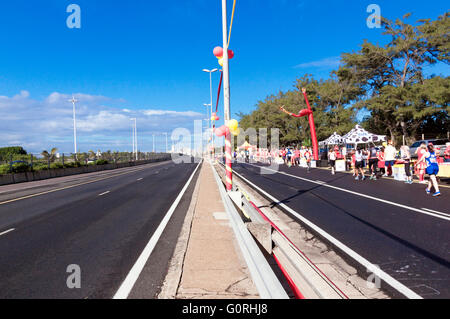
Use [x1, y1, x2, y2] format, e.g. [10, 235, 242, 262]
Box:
[211, 112, 220, 121]
[215, 119, 240, 137]
[213, 46, 235, 67]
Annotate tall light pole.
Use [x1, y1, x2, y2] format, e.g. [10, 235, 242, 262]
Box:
[68, 96, 78, 157]
[222, 0, 232, 191]
[202, 68, 218, 160]
[152, 134, 155, 153]
[130, 118, 137, 160]
[164, 132, 168, 153]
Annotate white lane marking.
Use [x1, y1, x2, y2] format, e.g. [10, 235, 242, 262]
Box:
[137, 178, 143, 181]
[98, 191, 110, 196]
[422, 208, 450, 218]
[232, 168, 423, 299]
[249, 164, 450, 222]
[0, 163, 170, 206]
[113, 161, 202, 299]
[0, 228, 15, 237]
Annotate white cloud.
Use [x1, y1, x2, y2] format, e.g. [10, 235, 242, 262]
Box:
[0, 91, 204, 153]
[294, 56, 341, 69]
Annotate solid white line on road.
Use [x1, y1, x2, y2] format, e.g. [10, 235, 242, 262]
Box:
[98, 191, 110, 196]
[137, 178, 143, 181]
[113, 160, 202, 299]
[422, 208, 450, 218]
[249, 163, 450, 222]
[232, 168, 423, 299]
[0, 228, 15, 237]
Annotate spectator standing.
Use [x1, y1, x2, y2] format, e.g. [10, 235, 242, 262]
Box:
[328, 148, 337, 175]
[400, 145, 413, 184]
[384, 141, 397, 177]
[368, 145, 378, 180]
[444, 142, 450, 163]
[354, 148, 365, 180]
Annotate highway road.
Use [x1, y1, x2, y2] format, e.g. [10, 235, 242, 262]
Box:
[231, 161, 450, 299]
[0, 159, 200, 299]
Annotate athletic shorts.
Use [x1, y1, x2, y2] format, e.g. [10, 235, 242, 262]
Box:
[385, 160, 395, 167]
[355, 161, 363, 169]
[329, 160, 335, 167]
[426, 165, 439, 176]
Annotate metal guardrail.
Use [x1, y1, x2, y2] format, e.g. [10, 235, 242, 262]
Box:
[210, 162, 289, 299]
[215, 161, 348, 299]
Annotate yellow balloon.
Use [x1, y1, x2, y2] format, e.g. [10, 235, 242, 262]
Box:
[227, 119, 238, 131]
[218, 58, 223, 67]
[231, 127, 240, 136]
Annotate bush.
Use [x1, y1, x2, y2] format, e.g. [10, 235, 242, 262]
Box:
[50, 163, 64, 169]
[0, 164, 11, 175]
[64, 162, 83, 168]
[12, 162, 30, 173]
[95, 159, 109, 165]
[33, 164, 49, 171]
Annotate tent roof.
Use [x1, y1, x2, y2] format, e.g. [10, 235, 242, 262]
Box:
[319, 132, 344, 146]
[343, 125, 387, 144]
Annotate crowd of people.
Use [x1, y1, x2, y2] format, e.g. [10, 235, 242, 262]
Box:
[231, 140, 450, 198]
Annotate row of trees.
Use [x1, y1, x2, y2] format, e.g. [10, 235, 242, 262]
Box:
[238, 12, 449, 147]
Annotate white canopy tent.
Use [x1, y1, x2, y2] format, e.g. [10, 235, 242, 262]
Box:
[319, 132, 344, 146]
[343, 125, 387, 145]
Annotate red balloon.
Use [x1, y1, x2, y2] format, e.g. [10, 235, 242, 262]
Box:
[213, 46, 223, 58]
[228, 49, 234, 59]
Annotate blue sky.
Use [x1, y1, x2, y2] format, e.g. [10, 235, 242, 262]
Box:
[0, 0, 448, 153]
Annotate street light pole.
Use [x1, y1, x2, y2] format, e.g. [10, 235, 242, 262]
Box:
[130, 118, 137, 160]
[202, 68, 218, 160]
[221, 0, 232, 191]
[68, 96, 79, 158]
[164, 133, 168, 153]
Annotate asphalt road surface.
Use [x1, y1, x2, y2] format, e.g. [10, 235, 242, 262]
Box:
[232, 161, 450, 299]
[0, 159, 200, 299]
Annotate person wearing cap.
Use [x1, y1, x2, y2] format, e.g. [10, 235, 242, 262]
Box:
[416, 142, 441, 197]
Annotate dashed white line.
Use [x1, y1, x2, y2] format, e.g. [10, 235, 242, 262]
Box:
[0, 228, 15, 237]
[137, 178, 143, 181]
[98, 191, 110, 196]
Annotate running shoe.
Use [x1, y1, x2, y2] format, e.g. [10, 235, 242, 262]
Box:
[355, 176, 359, 180]
[362, 176, 366, 181]
[432, 192, 441, 197]
[426, 188, 431, 194]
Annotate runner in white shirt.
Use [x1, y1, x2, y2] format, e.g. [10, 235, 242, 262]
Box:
[328, 148, 337, 175]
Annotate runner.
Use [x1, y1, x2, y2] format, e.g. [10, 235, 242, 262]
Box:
[293, 148, 301, 166]
[368, 144, 378, 180]
[304, 148, 312, 172]
[354, 148, 365, 180]
[377, 147, 385, 177]
[328, 147, 336, 175]
[351, 149, 357, 176]
[416, 143, 441, 197]
[286, 148, 292, 166]
[415, 143, 427, 184]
